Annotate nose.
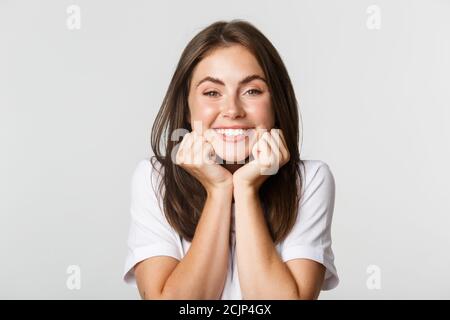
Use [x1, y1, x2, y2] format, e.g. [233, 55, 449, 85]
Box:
[221, 96, 245, 119]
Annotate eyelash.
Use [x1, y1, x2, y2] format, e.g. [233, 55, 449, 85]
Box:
[203, 91, 220, 97]
[203, 89, 262, 97]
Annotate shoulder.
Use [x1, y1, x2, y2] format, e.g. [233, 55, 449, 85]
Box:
[300, 160, 334, 183]
[281, 160, 337, 252]
[131, 158, 163, 190]
[130, 158, 165, 212]
[300, 160, 335, 205]
[132, 158, 163, 179]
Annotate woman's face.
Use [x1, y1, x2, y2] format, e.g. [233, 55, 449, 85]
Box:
[187, 44, 275, 164]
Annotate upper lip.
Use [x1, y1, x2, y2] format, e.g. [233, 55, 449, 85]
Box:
[212, 125, 254, 129]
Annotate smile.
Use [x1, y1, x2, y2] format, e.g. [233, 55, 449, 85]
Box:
[214, 128, 253, 142]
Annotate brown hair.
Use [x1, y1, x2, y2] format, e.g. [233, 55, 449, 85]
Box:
[150, 19, 304, 244]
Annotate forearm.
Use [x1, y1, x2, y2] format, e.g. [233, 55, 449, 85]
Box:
[161, 187, 233, 299]
[234, 186, 299, 299]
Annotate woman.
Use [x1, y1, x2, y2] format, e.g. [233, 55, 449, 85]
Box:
[123, 20, 339, 299]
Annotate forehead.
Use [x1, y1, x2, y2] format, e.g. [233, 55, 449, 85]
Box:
[191, 45, 265, 82]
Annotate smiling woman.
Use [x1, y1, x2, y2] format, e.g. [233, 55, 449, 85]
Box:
[188, 44, 273, 166]
[123, 19, 339, 300]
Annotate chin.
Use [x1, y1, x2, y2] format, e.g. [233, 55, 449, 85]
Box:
[208, 127, 259, 164]
[212, 141, 253, 164]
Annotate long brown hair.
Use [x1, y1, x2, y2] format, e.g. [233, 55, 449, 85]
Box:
[150, 19, 304, 244]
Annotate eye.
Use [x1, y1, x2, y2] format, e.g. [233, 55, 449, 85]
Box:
[245, 89, 262, 96]
[203, 91, 221, 97]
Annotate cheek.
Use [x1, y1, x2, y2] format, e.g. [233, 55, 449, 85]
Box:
[189, 98, 219, 125]
[245, 97, 275, 126]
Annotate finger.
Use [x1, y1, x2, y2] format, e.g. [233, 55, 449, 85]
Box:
[270, 129, 285, 147]
[258, 133, 272, 167]
[261, 132, 279, 166]
[202, 142, 216, 165]
[183, 133, 195, 164]
[250, 137, 260, 161]
[192, 132, 215, 165]
[269, 129, 288, 160]
[260, 132, 273, 153]
[191, 132, 206, 165]
[175, 132, 190, 164]
[264, 132, 281, 163]
[197, 136, 212, 165]
[261, 132, 285, 175]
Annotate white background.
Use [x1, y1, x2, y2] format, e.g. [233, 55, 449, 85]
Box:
[1, 0, 449, 299]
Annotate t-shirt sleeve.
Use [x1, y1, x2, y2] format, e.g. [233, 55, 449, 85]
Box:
[280, 161, 339, 290]
[123, 159, 182, 287]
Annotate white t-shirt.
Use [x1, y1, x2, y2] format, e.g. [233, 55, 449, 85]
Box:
[123, 158, 339, 299]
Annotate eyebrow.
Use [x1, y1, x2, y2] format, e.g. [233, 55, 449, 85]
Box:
[195, 74, 267, 88]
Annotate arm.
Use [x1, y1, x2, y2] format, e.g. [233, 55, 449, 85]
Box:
[135, 186, 233, 300]
[233, 185, 325, 299]
[232, 129, 326, 299]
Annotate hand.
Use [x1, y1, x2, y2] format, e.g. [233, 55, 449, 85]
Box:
[175, 129, 233, 193]
[233, 128, 290, 191]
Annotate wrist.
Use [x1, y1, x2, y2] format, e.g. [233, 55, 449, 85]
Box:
[206, 181, 234, 198]
[232, 183, 259, 199]
[232, 175, 260, 192]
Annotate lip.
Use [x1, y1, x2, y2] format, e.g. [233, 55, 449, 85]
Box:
[211, 125, 253, 129]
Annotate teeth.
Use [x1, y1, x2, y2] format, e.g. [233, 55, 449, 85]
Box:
[215, 128, 249, 136]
